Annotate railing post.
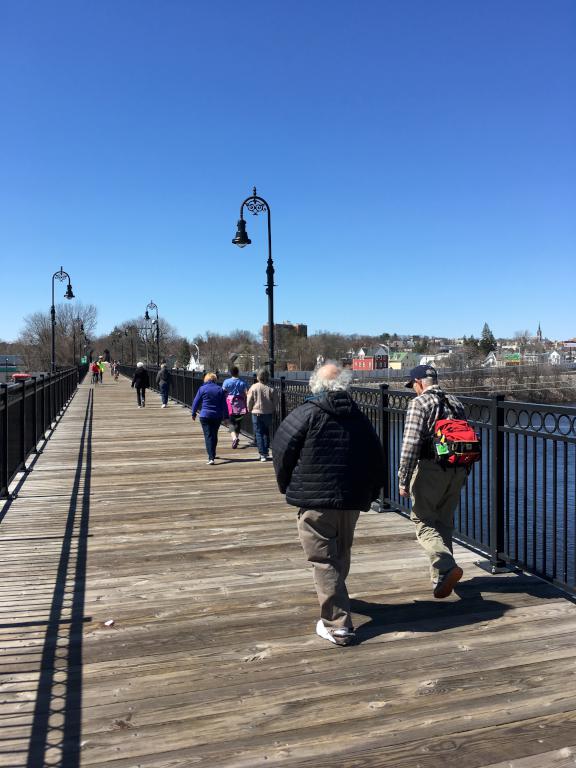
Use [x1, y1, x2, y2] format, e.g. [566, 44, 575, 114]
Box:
[31, 376, 38, 453]
[379, 383, 391, 510]
[1, 384, 8, 498]
[40, 374, 47, 439]
[20, 380, 26, 468]
[279, 376, 287, 421]
[49, 372, 54, 427]
[489, 394, 506, 570]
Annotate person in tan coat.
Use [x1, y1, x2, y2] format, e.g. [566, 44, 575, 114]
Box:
[247, 368, 278, 461]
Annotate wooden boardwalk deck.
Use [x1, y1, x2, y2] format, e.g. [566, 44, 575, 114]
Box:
[2, 375, 576, 768]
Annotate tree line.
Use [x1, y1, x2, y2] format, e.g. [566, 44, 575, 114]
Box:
[0, 311, 554, 382]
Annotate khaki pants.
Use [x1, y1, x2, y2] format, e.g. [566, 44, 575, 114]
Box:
[297, 508, 361, 630]
[409, 460, 467, 581]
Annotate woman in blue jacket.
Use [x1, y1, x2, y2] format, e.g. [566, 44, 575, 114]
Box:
[191, 373, 228, 465]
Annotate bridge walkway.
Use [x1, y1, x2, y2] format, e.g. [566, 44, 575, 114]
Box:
[1, 374, 576, 767]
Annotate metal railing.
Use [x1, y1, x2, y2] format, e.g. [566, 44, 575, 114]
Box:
[0, 367, 87, 498]
[118, 366, 576, 593]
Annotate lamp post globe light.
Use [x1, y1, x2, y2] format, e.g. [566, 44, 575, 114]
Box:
[144, 301, 160, 366]
[232, 187, 275, 377]
[51, 267, 75, 373]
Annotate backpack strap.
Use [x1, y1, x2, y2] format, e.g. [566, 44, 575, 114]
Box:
[434, 391, 459, 419]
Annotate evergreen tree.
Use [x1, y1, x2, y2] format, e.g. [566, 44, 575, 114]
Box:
[479, 323, 497, 355]
[413, 335, 430, 354]
[176, 338, 191, 367]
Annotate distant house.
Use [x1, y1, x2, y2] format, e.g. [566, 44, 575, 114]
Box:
[522, 351, 540, 364]
[420, 351, 453, 368]
[483, 351, 521, 368]
[388, 351, 422, 371]
[560, 338, 576, 360]
[352, 345, 389, 371]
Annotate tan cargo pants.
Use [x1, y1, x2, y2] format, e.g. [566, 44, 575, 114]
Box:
[409, 459, 467, 581]
[297, 508, 361, 630]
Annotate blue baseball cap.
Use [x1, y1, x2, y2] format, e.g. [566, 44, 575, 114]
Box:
[405, 364, 438, 388]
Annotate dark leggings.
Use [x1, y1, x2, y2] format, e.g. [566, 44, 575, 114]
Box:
[228, 414, 244, 436]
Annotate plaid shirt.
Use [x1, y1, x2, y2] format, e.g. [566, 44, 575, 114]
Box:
[398, 385, 465, 488]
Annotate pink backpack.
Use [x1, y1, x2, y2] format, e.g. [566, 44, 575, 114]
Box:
[226, 393, 247, 416]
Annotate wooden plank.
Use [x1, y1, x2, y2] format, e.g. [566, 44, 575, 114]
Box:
[1, 375, 575, 767]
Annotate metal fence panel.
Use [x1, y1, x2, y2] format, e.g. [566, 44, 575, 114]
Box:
[0, 367, 83, 498]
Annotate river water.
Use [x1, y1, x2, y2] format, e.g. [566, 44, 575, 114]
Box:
[457, 409, 576, 589]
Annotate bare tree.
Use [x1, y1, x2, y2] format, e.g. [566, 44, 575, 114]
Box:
[514, 329, 532, 353]
[16, 303, 97, 370]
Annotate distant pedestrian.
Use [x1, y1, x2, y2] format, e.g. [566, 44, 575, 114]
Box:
[156, 363, 171, 408]
[272, 362, 386, 646]
[222, 366, 249, 449]
[399, 365, 468, 598]
[90, 361, 99, 384]
[131, 362, 149, 408]
[247, 368, 278, 461]
[191, 372, 229, 465]
[97, 357, 105, 383]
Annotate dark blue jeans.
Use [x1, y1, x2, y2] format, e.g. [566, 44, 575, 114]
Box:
[252, 414, 272, 457]
[159, 381, 169, 405]
[200, 417, 221, 461]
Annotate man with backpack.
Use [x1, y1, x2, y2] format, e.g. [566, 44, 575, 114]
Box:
[399, 365, 478, 599]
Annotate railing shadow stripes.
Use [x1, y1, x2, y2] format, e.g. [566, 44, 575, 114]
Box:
[21, 387, 93, 768]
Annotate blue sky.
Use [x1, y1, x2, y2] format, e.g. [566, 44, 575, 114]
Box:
[1, 0, 575, 342]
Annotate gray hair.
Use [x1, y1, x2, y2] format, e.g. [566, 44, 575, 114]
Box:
[309, 361, 353, 394]
[420, 376, 437, 389]
[137, 361, 144, 368]
[257, 368, 270, 384]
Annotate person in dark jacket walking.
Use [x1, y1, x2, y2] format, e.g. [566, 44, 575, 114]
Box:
[131, 362, 150, 408]
[191, 372, 229, 464]
[272, 362, 386, 646]
[156, 363, 171, 408]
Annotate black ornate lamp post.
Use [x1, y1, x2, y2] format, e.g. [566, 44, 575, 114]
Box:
[232, 187, 275, 377]
[144, 301, 160, 366]
[51, 267, 74, 372]
[114, 329, 128, 362]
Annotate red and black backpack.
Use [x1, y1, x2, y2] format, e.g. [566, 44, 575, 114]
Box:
[431, 393, 481, 470]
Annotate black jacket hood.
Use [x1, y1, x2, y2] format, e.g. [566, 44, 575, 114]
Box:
[306, 390, 357, 417]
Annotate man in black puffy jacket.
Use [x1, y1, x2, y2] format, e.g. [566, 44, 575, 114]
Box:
[272, 362, 386, 646]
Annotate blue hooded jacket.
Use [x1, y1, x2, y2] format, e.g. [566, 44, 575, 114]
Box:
[192, 382, 228, 420]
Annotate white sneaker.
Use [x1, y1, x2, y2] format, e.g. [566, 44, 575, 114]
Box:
[161, 404, 166, 408]
[260, 456, 267, 462]
[138, 405, 142, 408]
[316, 620, 355, 646]
[206, 459, 215, 465]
